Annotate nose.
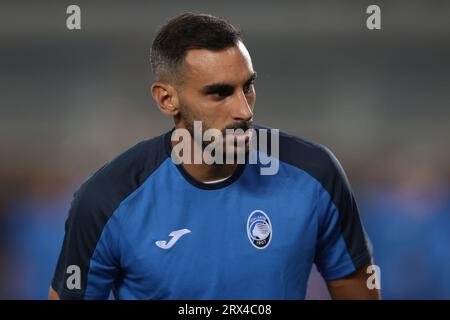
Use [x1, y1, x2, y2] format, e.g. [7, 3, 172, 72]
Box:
[232, 90, 253, 122]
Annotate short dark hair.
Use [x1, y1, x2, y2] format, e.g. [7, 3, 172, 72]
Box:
[150, 12, 242, 83]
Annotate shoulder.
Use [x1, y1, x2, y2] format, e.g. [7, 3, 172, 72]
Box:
[68, 132, 170, 225]
[254, 124, 347, 190]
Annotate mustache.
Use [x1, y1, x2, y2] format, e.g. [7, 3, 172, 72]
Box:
[222, 121, 253, 134]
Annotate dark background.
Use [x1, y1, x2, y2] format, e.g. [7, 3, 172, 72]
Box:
[1, 0, 449, 299]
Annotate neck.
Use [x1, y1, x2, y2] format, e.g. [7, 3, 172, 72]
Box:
[183, 162, 237, 182]
[170, 139, 238, 182]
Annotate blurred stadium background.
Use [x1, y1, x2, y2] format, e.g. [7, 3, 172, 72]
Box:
[1, 0, 449, 299]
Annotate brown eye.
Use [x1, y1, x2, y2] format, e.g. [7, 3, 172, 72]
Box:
[213, 87, 234, 98]
[243, 82, 254, 94]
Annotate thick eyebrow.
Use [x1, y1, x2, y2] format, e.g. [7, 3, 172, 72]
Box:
[201, 72, 257, 95]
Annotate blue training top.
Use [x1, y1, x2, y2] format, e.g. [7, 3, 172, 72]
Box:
[51, 126, 372, 299]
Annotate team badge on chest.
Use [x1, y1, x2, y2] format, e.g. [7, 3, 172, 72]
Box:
[247, 210, 272, 249]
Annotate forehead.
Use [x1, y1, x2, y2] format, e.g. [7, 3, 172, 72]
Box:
[182, 41, 254, 86]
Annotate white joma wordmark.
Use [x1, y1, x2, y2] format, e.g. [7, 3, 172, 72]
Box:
[155, 229, 191, 249]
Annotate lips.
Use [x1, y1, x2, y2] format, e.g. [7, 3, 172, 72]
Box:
[223, 121, 253, 133]
[233, 130, 252, 139]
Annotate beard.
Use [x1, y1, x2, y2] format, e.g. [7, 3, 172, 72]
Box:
[178, 103, 253, 161]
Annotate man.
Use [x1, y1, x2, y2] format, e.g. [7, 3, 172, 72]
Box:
[49, 13, 380, 300]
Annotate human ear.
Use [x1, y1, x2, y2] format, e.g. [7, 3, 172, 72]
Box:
[151, 82, 180, 117]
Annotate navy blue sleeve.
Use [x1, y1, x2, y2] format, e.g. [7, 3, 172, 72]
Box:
[273, 127, 372, 281]
[51, 177, 120, 300]
[51, 133, 170, 299]
[313, 146, 372, 280]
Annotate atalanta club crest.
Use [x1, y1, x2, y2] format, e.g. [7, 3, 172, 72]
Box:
[247, 210, 272, 249]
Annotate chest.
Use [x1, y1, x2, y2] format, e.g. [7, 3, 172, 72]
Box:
[117, 185, 319, 298]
